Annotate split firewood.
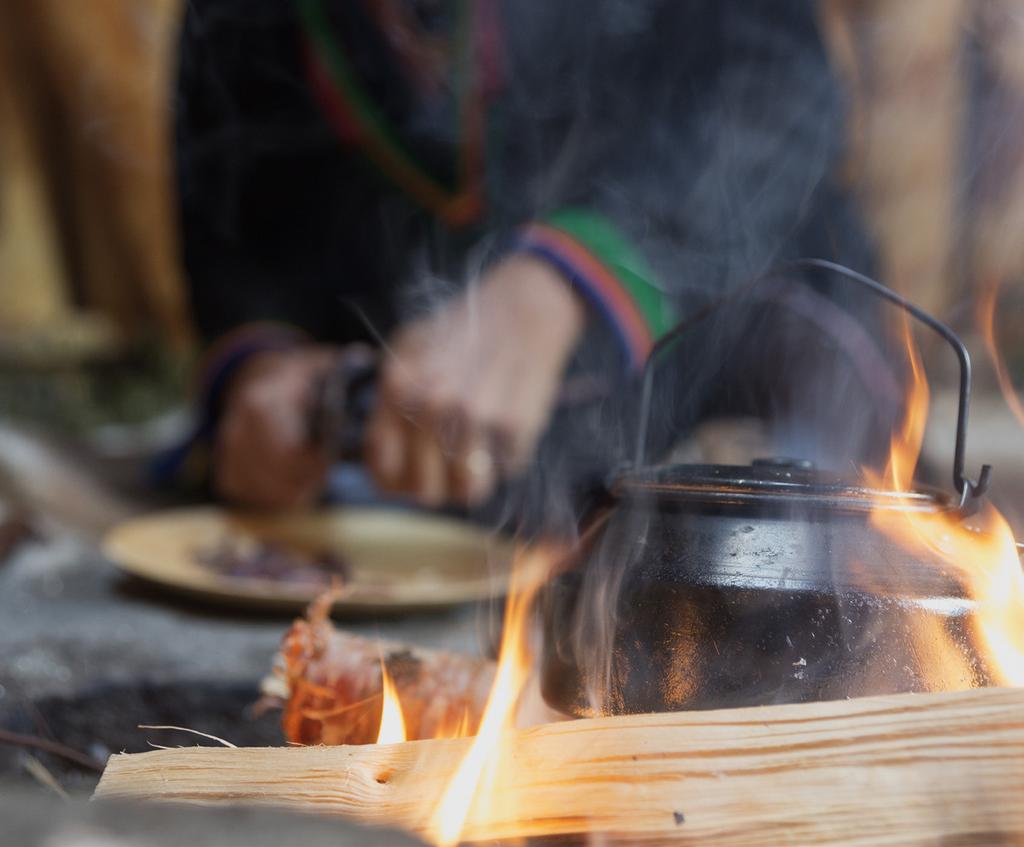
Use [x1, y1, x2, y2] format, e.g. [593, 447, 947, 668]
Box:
[265, 595, 496, 745]
[95, 687, 1024, 845]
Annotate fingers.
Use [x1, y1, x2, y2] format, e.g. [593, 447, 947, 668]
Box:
[409, 422, 448, 507]
[365, 257, 584, 508]
[215, 446, 325, 510]
[214, 349, 335, 510]
[366, 400, 405, 490]
[367, 364, 507, 508]
[367, 365, 464, 507]
[453, 437, 497, 505]
[366, 340, 554, 507]
[215, 402, 329, 510]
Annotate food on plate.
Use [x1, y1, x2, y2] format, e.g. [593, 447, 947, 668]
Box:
[194, 535, 351, 587]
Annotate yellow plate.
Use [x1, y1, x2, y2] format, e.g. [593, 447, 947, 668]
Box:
[103, 506, 513, 614]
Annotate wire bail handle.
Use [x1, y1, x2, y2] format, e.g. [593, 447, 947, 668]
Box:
[633, 258, 991, 506]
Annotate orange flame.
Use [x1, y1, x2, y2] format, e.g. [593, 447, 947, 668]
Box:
[425, 548, 555, 847]
[433, 707, 471, 741]
[376, 663, 407, 745]
[362, 303, 1024, 843]
[871, 499, 1024, 687]
[867, 316, 1024, 688]
[978, 282, 1024, 428]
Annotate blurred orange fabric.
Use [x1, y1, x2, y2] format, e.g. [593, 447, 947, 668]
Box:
[824, 0, 1024, 315]
[0, 0, 191, 351]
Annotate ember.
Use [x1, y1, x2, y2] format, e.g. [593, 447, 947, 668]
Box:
[273, 594, 494, 745]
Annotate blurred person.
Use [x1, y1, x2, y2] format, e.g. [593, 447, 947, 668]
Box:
[173, 0, 882, 516]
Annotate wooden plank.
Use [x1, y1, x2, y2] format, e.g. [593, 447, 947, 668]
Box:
[94, 687, 1024, 845]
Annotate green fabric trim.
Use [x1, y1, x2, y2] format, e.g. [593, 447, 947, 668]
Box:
[541, 208, 676, 338]
[299, 0, 474, 199]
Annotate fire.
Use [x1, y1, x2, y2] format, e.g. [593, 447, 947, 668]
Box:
[425, 548, 555, 847]
[359, 298, 1024, 844]
[361, 547, 557, 843]
[871, 494, 1024, 687]
[433, 707, 471, 740]
[978, 282, 1024, 428]
[866, 314, 1024, 687]
[376, 663, 407, 745]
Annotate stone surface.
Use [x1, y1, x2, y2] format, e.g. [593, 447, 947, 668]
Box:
[6, 790, 423, 846]
[0, 528, 485, 796]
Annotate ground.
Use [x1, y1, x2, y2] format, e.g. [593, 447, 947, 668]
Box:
[0, 376, 1021, 843]
[7, 791, 421, 846]
[0, 522, 482, 796]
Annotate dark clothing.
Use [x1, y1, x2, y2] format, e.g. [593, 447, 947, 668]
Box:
[173, 1, 895, 522]
[176, 0, 861, 346]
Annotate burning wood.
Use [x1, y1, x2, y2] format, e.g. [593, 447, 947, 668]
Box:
[95, 687, 1024, 845]
[266, 595, 495, 745]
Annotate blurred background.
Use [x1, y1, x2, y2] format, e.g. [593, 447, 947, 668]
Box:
[0, 0, 188, 529]
[0, 1, 1023, 826]
[0, 0, 1021, 530]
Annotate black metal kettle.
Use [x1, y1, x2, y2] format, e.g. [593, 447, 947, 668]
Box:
[540, 260, 999, 717]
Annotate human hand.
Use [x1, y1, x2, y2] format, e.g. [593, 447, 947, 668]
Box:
[366, 254, 585, 506]
[214, 345, 341, 510]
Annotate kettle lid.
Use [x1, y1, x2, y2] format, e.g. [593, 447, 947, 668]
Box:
[613, 459, 953, 516]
